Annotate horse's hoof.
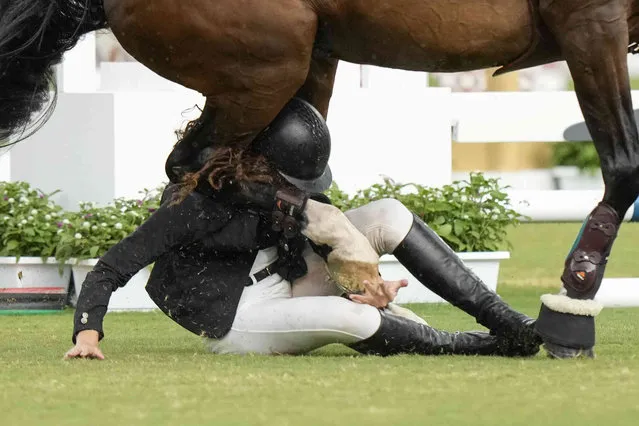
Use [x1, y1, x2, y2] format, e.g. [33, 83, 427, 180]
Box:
[543, 342, 595, 359]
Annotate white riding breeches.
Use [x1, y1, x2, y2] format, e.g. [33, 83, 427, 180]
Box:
[206, 199, 415, 355]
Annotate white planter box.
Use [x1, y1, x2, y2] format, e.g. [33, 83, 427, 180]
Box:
[0, 257, 71, 310]
[379, 251, 510, 304]
[71, 260, 158, 312]
[0, 257, 71, 290]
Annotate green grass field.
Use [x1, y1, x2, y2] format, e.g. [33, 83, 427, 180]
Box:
[1, 223, 638, 426]
[501, 222, 639, 288]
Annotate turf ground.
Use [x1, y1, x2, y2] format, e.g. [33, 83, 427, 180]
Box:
[1, 223, 638, 425]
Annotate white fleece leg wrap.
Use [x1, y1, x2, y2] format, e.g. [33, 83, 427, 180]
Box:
[540, 294, 603, 317]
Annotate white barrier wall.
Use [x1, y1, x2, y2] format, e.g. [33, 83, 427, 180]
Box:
[4, 87, 451, 209]
[99, 62, 189, 92]
[9, 94, 116, 209]
[111, 92, 205, 198]
[7, 92, 204, 210]
[55, 32, 98, 93]
[0, 149, 10, 182]
[327, 87, 452, 193]
[1, 55, 451, 208]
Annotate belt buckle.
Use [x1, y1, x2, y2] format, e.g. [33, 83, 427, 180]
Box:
[247, 264, 274, 286]
[248, 274, 258, 286]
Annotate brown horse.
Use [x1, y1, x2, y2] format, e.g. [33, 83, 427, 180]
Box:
[1, 0, 638, 358]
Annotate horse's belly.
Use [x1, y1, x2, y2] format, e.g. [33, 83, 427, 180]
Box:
[321, 0, 533, 72]
[103, 0, 317, 94]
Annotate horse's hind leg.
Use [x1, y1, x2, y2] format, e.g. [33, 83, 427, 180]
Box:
[536, 1, 639, 358]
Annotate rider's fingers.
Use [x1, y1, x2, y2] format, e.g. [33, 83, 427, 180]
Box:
[349, 294, 367, 304]
[90, 349, 105, 360]
[63, 347, 80, 359]
[388, 279, 408, 293]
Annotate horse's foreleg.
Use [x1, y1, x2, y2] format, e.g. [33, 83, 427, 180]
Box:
[294, 56, 339, 118]
[205, 70, 313, 148]
[536, 1, 639, 358]
[201, 7, 321, 149]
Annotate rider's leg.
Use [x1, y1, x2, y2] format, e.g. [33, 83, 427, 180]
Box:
[343, 198, 541, 356]
[292, 196, 424, 324]
[206, 271, 511, 356]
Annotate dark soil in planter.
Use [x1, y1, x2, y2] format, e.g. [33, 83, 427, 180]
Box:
[0, 287, 67, 311]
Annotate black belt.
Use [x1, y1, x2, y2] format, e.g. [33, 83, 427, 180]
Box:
[245, 262, 279, 286]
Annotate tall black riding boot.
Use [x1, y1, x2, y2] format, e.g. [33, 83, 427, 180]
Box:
[392, 214, 541, 356]
[349, 310, 527, 357]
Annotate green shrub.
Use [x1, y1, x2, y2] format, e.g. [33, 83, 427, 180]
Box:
[551, 141, 600, 175]
[0, 181, 65, 261]
[325, 172, 527, 252]
[55, 187, 163, 263]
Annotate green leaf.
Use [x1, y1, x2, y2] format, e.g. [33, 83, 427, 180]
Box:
[436, 224, 452, 238]
[433, 216, 446, 226]
[453, 220, 467, 235]
[89, 246, 100, 258]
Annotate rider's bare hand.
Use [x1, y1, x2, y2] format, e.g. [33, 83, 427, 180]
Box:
[64, 330, 105, 360]
[349, 279, 408, 308]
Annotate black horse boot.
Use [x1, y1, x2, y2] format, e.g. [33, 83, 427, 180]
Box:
[349, 310, 528, 357]
[392, 214, 541, 356]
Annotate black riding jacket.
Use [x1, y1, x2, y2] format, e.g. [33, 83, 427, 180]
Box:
[72, 184, 328, 343]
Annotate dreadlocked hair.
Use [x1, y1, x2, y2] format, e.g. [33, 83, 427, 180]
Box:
[172, 146, 279, 204]
[169, 107, 283, 204]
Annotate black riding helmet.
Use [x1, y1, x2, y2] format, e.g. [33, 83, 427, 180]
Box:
[165, 97, 332, 193]
[252, 97, 332, 193]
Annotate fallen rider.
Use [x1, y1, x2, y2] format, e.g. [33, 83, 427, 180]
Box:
[64, 98, 541, 359]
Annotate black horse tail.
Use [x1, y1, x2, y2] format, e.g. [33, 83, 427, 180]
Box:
[0, 0, 108, 147]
